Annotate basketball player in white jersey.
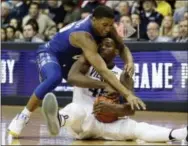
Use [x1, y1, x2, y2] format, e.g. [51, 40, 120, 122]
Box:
[42, 38, 187, 143]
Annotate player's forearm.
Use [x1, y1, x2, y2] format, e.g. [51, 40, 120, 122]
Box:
[119, 46, 134, 63]
[68, 74, 106, 89]
[110, 26, 133, 64]
[99, 69, 132, 98]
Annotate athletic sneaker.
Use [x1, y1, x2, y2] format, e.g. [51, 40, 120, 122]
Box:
[8, 113, 29, 137]
[42, 93, 61, 136]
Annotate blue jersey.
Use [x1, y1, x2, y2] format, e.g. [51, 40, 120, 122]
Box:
[37, 16, 103, 79]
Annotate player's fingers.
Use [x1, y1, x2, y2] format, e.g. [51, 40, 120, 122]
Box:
[134, 99, 140, 110]
[129, 101, 134, 110]
[138, 99, 146, 110]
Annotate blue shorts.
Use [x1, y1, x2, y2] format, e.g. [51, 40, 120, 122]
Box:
[34, 52, 63, 99]
[36, 52, 60, 72]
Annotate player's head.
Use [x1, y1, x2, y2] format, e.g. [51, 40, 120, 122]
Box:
[92, 6, 114, 37]
[99, 38, 118, 62]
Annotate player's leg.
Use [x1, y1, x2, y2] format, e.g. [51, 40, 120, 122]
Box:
[134, 122, 188, 142]
[87, 116, 187, 142]
[42, 93, 87, 136]
[8, 52, 62, 136]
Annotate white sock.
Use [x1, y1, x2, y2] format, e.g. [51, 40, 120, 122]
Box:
[171, 127, 187, 141]
[21, 107, 32, 117]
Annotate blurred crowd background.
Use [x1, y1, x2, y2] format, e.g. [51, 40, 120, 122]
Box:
[1, 0, 188, 43]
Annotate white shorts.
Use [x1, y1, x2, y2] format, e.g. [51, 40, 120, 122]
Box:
[59, 102, 138, 140]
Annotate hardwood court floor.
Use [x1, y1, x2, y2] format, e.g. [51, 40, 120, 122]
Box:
[1, 106, 187, 145]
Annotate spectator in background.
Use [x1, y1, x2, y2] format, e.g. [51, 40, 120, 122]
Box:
[147, 21, 172, 42]
[159, 15, 174, 37]
[183, 11, 188, 20]
[172, 25, 179, 40]
[22, 2, 56, 35]
[155, 0, 172, 16]
[43, 0, 66, 27]
[117, 1, 130, 16]
[139, 0, 163, 39]
[116, 15, 136, 40]
[1, 28, 7, 42]
[81, 0, 101, 12]
[5, 25, 16, 42]
[26, 18, 45, 40]
[173, 0, 188, 24]
[81, 7, 92, 19]
[105, 0, 121, 11]
[16, 23, 44, 43]
[9, 18, 23, 40]
[130, 13, 141, 39]
[175, 19, 188, 42]
[165, 0, 176, 10]
[120, 15, 132, 26]
[131, 0, 146, 15]
[1, 2, 12, 28]
[44, 25, 57, 41]
[10, 0, 28, 21]
[63, 0, 81, 25]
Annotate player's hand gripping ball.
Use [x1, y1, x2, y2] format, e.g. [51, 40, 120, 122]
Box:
[93, 96, 119, 123]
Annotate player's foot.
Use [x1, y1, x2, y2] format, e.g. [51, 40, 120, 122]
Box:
[42, 93, 61, 136]
[8, 113, 29, 137]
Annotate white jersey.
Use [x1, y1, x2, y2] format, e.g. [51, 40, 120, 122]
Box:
[72, 65, 123, 105]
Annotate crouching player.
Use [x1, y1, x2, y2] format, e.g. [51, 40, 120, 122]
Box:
[42, 38, 188, 142]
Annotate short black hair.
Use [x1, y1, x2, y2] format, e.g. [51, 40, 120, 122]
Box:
[26, 19, 39, 32]
[29, 2, 40, 9]
[92, 5, 114, 19]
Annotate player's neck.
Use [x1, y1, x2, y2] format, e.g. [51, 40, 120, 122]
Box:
[106, 61, 115, 69]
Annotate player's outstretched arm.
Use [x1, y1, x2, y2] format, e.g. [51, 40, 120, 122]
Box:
[69, 31, 146, 110]
[68, 55, 107, 89]
[109, 26, 134, 77]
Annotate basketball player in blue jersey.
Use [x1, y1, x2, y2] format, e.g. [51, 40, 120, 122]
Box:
[42, 38, 188, 142]
[8, 5, 145, 137]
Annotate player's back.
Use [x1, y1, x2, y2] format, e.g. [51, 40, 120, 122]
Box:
[72, 65, 123, 105]
[36, 16, 103, 79]
[37, 15, 101, 55]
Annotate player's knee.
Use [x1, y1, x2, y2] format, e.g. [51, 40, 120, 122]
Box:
[34, 63, 62, 100]
[47, 70, 62, 86]
[59, 103, 86, 126]
[134, 122, 150, 138]
[67, 103, 86, 119]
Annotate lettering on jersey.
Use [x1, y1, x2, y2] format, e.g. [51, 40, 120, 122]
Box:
[88, 67, 120, 97]
[89, 67, 102, 80]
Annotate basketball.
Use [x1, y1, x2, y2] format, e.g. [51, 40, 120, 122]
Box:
[94, 96, 119, 123]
